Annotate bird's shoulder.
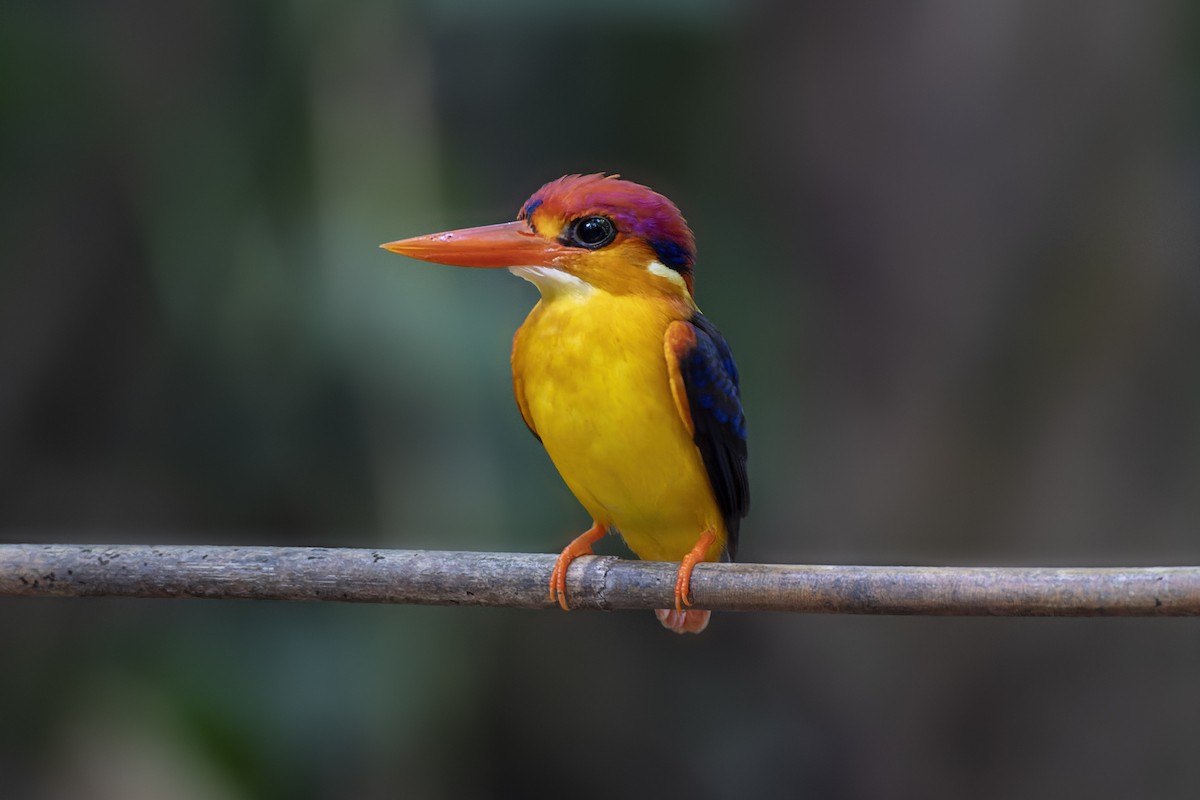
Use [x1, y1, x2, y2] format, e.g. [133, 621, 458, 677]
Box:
[663, 313, 749, 559]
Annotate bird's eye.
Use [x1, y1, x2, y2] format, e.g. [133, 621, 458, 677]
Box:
[565, 216, 617, 249]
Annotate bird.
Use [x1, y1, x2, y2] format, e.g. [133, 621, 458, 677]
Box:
[381, 174, 748, 633]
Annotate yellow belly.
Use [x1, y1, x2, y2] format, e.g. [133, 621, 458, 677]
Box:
[514, 290, 726, 562]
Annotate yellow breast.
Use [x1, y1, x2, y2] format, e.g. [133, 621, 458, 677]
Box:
[512, 285, 726, 562]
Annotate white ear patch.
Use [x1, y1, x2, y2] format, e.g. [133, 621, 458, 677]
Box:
[647, 260, 687, 290]
[508, 266, 594, 298]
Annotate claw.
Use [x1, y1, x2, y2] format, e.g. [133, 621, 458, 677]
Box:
[548, 521, 606, 610]
[655, 608, 712, 634]
[673, 529, 717, 611]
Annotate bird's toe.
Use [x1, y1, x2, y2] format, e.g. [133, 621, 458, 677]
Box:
[655, 608, 711, 634]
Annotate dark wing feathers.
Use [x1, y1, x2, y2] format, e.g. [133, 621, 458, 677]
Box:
[672, 313, 749, 560]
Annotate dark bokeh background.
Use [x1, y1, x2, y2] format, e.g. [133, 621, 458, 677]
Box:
[3, 2, 1199, 798]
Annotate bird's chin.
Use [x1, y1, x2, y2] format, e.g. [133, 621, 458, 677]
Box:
[655, 608, 711, 634]
[508, 266, 594, 298]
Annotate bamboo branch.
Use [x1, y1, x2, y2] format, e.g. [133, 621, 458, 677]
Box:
[1, 544, 1198, 616]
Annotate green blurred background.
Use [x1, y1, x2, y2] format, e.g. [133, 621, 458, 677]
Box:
[3, 1, 1200, 797]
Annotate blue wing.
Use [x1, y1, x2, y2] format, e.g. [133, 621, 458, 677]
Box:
[666, 313, 750, 560]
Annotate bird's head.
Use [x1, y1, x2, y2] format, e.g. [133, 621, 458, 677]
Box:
[382, 174, 697, 300]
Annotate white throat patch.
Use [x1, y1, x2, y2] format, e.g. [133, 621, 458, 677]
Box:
[508, 266, 593, 298]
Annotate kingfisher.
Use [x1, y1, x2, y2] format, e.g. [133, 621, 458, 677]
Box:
[382, 174, 748, 633]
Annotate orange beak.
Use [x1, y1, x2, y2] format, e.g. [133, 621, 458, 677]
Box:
[380, 221, 572, 269]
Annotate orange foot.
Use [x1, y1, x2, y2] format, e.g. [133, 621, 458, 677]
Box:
[549, 521, 606, 611]
[655, 608, 712, 634]
[673, 529, 717, 610]
[655, 529, 717, 634]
